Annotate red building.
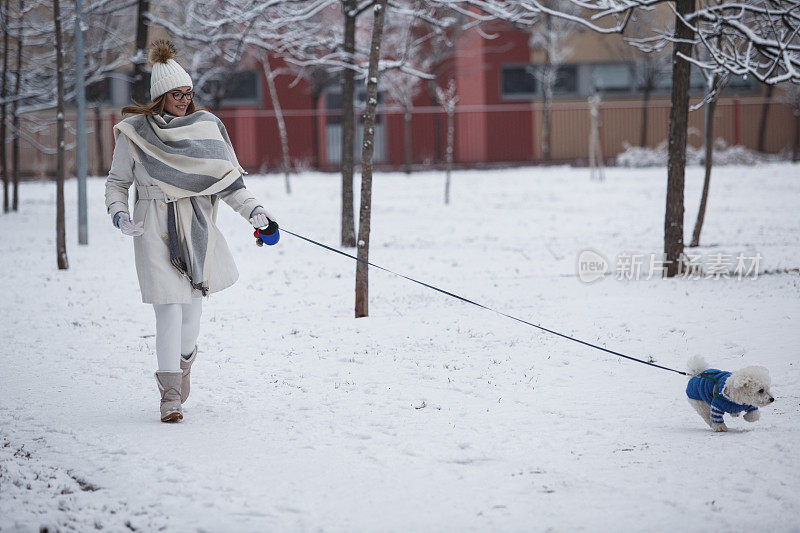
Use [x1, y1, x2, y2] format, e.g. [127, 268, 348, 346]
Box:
[19, 23, 793, 181]
[216, 26, 544, 171]
[207, 19, 796, 173]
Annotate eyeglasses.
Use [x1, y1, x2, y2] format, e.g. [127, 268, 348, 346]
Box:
[168, 90, 194, 102]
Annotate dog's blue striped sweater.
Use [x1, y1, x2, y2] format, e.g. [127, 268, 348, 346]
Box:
[686, 370, 757, 423]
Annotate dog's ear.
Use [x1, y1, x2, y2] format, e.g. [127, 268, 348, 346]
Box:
[730, 372, 751, 389]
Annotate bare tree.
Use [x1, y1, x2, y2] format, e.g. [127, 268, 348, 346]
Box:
[263, 1, 477, 245]
[538, 13, 556, 162]
[201, 1, 488, 251]
[436, 80, 457, 203]
[355, 0, 388, 318]
[259, 51, 292, 193]
[382, 3, 428, 174]
[661, 0, 695, 276]
[779, 82, 800, 162]
[503, 0, 800, 276]
[690, 70, 727, 248]
[53, 0, 68, 270]
[341, 0, 360, 247]
[416, 5, 467, 164]
[757, 84, 774, 153]
[7, 0, 133, 190]
[384, 68, 420, 173]
[523, 3, 579, 163]
[2, 0, 9, 213]
[132, 0, 150, 104]
[588, 94, 604, 181]
[604, 9, 670, 147]
[91, 95, 104, 177]
[11, 0, 21, 209]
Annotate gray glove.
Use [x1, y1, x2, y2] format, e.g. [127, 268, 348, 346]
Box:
[249, 206, 275, 229]
[117, 212, 144, 237]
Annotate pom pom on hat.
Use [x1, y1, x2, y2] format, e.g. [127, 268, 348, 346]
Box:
[148, 39, 193, 101]
[148, 40, 177, 64]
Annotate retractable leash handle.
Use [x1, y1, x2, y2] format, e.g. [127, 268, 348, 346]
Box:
[253, 219, 280, 247]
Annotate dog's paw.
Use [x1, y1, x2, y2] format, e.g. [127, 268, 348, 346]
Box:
[730, 411, 741, 417]
[711, 423, 728, 432]
[743, 410, 760, 423]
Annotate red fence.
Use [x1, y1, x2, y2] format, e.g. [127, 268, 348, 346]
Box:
[13, 97, 799, 178]
[216, 98, 797, 171]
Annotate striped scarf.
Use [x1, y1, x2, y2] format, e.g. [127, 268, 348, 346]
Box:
[113, 110, 246, 295]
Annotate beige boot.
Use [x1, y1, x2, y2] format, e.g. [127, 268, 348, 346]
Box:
[180, 345, 197, 404]
[155, 371, 183, 422]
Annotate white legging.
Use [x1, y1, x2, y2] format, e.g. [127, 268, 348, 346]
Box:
[152, 298, 203, 371]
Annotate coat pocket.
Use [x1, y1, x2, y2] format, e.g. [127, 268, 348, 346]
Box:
[132, 198, 154, 244]
[133, 199, 148, 226]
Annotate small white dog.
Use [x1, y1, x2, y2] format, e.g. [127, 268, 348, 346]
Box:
[685, 355, 775, 432]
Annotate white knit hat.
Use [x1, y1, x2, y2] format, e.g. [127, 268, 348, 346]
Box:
[148, 40, 193, 101]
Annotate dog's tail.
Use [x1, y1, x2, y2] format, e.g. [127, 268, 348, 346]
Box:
[687, 355, 709, 377]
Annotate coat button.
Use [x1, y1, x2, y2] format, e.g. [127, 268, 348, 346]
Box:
[161, 233, 168, 241]
[159, 201, 166, 209]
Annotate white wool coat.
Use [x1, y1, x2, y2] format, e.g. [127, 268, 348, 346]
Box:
[105, 117, 262, 304]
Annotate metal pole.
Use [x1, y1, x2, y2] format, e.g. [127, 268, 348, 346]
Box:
[75, 0, 88, 245]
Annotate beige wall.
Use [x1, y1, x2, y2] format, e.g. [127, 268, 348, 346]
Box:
[527, 4, 676, 64]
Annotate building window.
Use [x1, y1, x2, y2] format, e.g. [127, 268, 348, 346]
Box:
[323, 87, 386, 164]
[88, 79, 114, 104]
[726, 74, 759, 93]
[689, 69, 708, 90]
[501, 64, 578, 99]
[501, 65, 538, 98]
[199, 70, 260, 106]
[650, 68, 760, 95]
[592, 63, 632, 93]
[325, 90, 342, 111]
[226, 70, 259, 101]
[555, 65, 578, 94]
[325, 87, 384, 109]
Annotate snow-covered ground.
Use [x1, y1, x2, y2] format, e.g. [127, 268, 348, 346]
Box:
[1, 164, 799, 532]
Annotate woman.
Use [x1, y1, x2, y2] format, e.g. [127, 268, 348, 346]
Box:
[105, 40, 274, 422]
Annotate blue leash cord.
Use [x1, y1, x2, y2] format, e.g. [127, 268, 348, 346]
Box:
[280, 227, 688, 377]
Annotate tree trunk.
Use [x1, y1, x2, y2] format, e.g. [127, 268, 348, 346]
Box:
[355, 0, 388, 319]
[640, 82, 652, 148]
[794, 104, 799, 163]
[757, 84, 773, 153]
[663, 0, 695, 277]
[54, 0, 68, 270]
[588, 95, 604, 181]
[340, 0, 357, 247]
[427, 79, 443, 164]
[132, 0, 150, 104]
[11, 0, 21, 211]
[403, 106, 412, 174]
[444, 107, 454, 204]
[311, 90, 320, 169]
[261, 55, 291, 194]
[541, 85, 552, 163]
[690, 74, 723, 248]
[1, 0, 9, 213]
[541, 14, 553, 163]
[94, 103, 104, 176]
